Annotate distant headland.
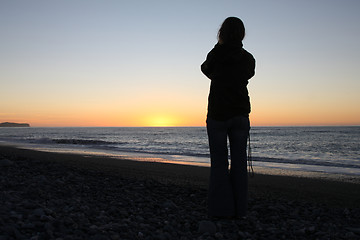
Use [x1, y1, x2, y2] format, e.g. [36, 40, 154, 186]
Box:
[0, 122, 30, 127]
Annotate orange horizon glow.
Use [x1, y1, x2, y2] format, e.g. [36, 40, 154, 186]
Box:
[2, 97, 359, 128]
[2, 111, 359, 127]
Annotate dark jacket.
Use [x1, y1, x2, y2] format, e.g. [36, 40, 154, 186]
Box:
[201, 42, 255, 121]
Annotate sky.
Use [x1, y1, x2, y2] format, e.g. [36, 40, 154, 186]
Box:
[1, 0, 359, 127]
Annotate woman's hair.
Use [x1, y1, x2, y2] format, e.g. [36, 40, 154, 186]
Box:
[217, 17, 245, 44]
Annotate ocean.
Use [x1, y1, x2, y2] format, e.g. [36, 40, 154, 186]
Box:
[1, 126, 359, 177]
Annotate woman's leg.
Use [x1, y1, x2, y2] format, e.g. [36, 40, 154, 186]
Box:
[206, 118, 235, 217]
[228, 116, 250, 217]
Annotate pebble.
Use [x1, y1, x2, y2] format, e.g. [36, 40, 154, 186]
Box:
[0, 152, 359, 240]
[198, 220, 217, 234]
[0, 158, 13, 167]
[32, 208, 45, 217]
[347, 227, 360, 234]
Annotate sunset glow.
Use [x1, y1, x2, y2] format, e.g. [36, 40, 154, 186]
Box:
[143, 115, 178, 127]
[1, 1, 359, 127]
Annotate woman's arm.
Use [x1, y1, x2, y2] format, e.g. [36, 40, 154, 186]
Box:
[201, 50, 216, 79]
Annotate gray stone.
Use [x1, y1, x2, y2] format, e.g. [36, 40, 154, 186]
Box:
[345, 231, 357, 239]
[33, 208, 45, 217]
[198, 220, 217, 235]
[347, 227, 360, 234]
[0, 159, 13, 167]
[215, 232, 223, 239]
[34, 175, 48, 183]
[162, 200, 178, 209]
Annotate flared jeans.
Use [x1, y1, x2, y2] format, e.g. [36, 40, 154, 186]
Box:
[206, 116, 250, 217]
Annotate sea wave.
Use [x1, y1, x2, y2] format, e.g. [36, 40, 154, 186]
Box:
[52, 138, 118, 145]
[45, 138, 360, 169]
[1, 126, 359, 176]
[252, 157, 360, 170]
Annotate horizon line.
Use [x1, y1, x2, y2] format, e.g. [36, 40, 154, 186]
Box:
[19, 124, 360, 128]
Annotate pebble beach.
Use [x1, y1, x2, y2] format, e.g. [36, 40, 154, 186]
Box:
[1, 145, 360, 240]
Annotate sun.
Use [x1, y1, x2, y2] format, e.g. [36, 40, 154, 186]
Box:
[145, 115, 179, 127]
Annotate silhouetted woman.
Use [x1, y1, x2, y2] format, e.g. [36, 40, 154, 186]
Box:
[201, 17, 255, 218]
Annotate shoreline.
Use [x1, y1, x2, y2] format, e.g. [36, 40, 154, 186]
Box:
[1, 144, 359, 208]
[2, 141, 360, 183]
